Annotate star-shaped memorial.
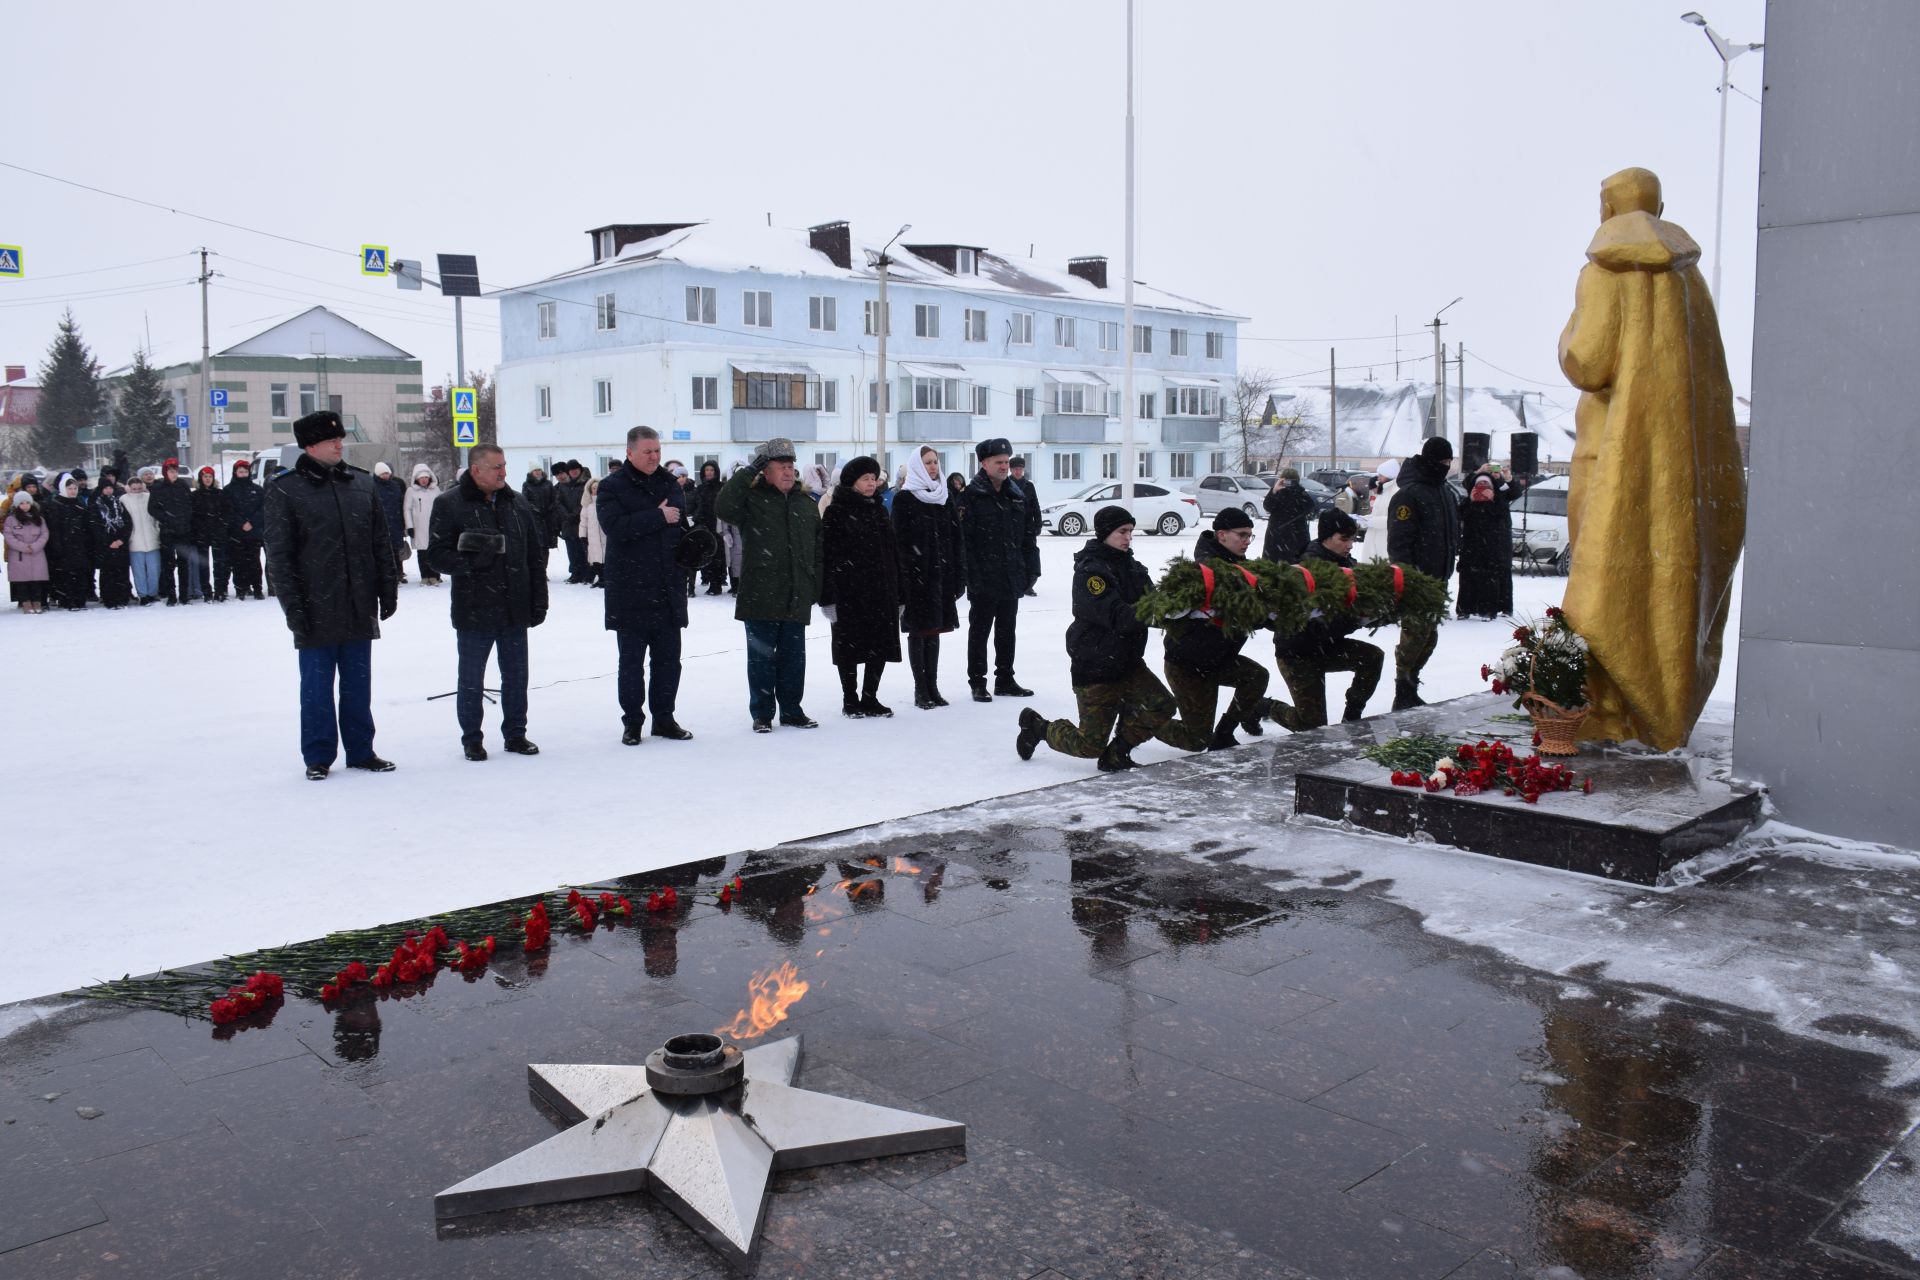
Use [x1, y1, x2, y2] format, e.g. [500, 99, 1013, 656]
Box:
[434, 1034, 965, 1269]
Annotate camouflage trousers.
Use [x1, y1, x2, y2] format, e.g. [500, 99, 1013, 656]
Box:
[1043, 664, 1211, 758]
[1164, 657, 1270, 732]
[1276, 638, 1385, 728]
[1394, 618, 1438, 684]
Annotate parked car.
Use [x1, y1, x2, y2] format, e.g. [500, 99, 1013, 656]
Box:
[1255, 474, 1338, 514]
[1183, 473, 1270, 518]
[1305, 467, 1361, 493]
[1041, 481, 1198, 537]
[1509, 475, 1570, 574]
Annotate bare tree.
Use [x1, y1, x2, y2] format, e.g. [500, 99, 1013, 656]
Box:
[404, 370, 495, 481]
[1227, 367, 1280, 472]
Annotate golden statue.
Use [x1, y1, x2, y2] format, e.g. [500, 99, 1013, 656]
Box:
[1557, 167, 1746, 750]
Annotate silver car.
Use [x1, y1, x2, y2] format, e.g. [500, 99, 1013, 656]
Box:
[1184, 473, 1270, 518]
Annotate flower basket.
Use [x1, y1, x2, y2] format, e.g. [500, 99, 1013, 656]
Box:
[1523, 692, 1588, 756]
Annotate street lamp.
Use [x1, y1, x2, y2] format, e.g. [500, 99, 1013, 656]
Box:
[866, 223, 911, 475]
[1680, 11, 1763, 306]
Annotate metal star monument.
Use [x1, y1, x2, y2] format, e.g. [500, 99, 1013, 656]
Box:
[434, 1033, 965, 1268]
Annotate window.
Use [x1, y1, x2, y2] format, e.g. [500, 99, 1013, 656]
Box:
[536, 385, 552, 420]
[1133, 324, 1153, 354]
[594, 379, 614, 415]
[734, 369, 818, 410]
[972, 384, 990, 416]
[863, 299, 890, 336]
[1210, 451, 1228, 473]
[1053, 453, 1081, 482]
[1169, 329, 1189, 356]
[596, 292, 617, 331]
[743, 290, 773, 328]
[954, 248, 977, 275]
[692, 376, 718, 412]
[1054, 316, 1076, 347]
[537, 301, 557, 339]
[1101, 451, 1119, 479]
[1168, 386, 1221, 417]
[1138, 452, 1155, 478]
[1205, 330, 1224, 359]
[809, 296, 837, 331]
[1014, 388, 1036, 418]
[914, 304, 940, 339]
[821, 380, 838, 414]
[270, 384, 288, 419]
[1098, 321, 1120, 351]
[299, 383, 316, 417]
[963, 308, 987, 342]
[1170, 453, 1195, 479]
[693, 453, 719, 473]
[912, 376, 967, 411]
[1138, 392, 1156, 420]
[1516, 487, 1569, 518]
[598, 230, 615, 260]
[1010, 312, 1033, 345]
[1055, 384, 1088, 415]
[866, 381, 894, 413]
[1107, 390, 1122, 418]
[813, 451, 838, 472]
[685, 286, 716, 325]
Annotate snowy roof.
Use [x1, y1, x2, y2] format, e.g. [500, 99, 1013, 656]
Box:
[218, 306, 415, 360]
[499, 222, 1246, 321]
[729, 360, 816, 376]
[897, 361, 970, 379]
[1045, 368, 1109, 386]
[1265, 379, 1577, 462]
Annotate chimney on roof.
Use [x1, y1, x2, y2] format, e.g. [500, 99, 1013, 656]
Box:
[1067, 257, 1108, 289]
[809, 221, 852, 270]
[4, 366, 24, 384]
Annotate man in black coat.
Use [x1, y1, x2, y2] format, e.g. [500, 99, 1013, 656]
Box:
[1261, 468, 1316, 563]
[598, 427, 692, 744]
[1163, 508, 1298, 748]
[960, 438, 1034, 701]
[263, 411, 400, 780]
[1008, 455, 1043, 597]
[147, 457, 196, 604]
[521, 466, 559, 550]
[1277, 508, 1385, 727]
[224, 459, 266, 599]
[1384, 436, 1463, 708]
[371, 462, 410, 585]
[553, 460, 590, 583]
[691, 460, 726, 594]
[427, 444, 548, 760]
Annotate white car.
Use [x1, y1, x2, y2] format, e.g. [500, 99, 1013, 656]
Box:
[1041, 482, 1198, 537]
[1510, 475, 1571, 573]
[1183, 473, 1270, 518]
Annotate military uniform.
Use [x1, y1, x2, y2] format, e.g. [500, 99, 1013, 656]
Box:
[1162, 529, 1289, 743]
[1273, 541, 1384, 727]
[1039, 537, 1208, 760]
[1383, 452, 1461, 707]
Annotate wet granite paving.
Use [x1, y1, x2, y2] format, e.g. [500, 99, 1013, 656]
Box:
[3, 705, 1918, 1279]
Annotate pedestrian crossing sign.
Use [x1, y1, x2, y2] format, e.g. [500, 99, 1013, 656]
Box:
[0, 246, 21, 278]
[452, 389, 476, 417]
[361, 245, 389, 276]
[454, 420, 478, 447]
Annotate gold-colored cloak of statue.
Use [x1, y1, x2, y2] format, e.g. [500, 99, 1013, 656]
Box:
[1557, 167, 1746, 750]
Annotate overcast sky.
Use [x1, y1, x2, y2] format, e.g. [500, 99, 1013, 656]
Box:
[4, 0, 1767, 409]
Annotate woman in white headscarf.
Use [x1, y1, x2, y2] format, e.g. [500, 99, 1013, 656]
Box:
[890, 445, 965, 708]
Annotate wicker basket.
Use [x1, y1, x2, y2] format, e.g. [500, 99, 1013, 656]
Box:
[1523, 692, 1589, 756]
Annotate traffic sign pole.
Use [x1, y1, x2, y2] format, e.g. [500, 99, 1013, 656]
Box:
[455, 296, 468, 475]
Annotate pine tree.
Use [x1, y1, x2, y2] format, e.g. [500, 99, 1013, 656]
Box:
[32, 310, 103, 469]
[114, 348, 177, 469]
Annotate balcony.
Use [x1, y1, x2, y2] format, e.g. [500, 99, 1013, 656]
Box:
[729, 408, 818, 443]
[1161, 416, 1222, 445]
[892, 410, 974, 443]
[1041, 413, 1107, 444]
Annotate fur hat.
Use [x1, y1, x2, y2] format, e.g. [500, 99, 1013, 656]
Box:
[976, 437, 1011, 462]
[675, 526, 718, 571]
[753, 437, 797, 465]
[1094, 505, 1135, 540]
[373, 461, 392, 477]
[1009, 455, 1028, 469]
[838, 456, 882, 488]
[1317, 508, 1359, 540]
[1420, 436, 1454, 462]
[294, 410, 346, 449]
[1213, 507, 1254, 532]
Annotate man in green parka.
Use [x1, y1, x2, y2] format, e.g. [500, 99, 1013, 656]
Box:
[714, 437, 823, 732]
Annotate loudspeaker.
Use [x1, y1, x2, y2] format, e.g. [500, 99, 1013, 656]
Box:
[1509, 432, 1538, 478]
[1462, 432, 1491, 474]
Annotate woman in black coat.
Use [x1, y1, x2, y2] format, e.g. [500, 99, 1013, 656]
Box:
[190, 469, 228, 601]
[46, 474, 92, 610]
[1261, 469, 1316, 562]
[892, 445, 964, 709]
[88, 476, 134, 608]
[818, 457, 902, 719]
[691, 461, 726, 594]
[1455, 468, 1521, 619]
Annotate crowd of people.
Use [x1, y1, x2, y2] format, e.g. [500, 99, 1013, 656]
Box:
[7, 413, 1525, 780]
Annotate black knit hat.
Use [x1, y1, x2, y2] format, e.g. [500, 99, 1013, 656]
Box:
[976, 437, 1011, 461]
[1213, 507, 1254, 532]
[1094, 505, 1136, 540]
[294, 410, 346, 449]
[1421, 435, 1454, 462]
[1318, 508, 1359, 540]
[838, 456, 882, 488]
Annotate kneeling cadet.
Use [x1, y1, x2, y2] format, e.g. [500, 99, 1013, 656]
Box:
[1161, 507, 1300, 749]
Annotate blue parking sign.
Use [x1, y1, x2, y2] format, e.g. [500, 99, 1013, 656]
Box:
[175, 413, 189, 431]
[209, 389, 229, 409]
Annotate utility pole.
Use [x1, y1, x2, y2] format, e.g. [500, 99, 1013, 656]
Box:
[1328, 347, 1338, 471]
[1455, 343, 1466, 460]
[1393, 315, 1400, 380]
[195, 247, 211, 468]
[874, 255, 887, 473]
[1427, 297, 1461, 439]
[1120, 0, 1138, 501]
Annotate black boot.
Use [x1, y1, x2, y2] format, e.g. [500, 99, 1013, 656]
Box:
[1391, 679, 1425, 711]
[1097, 741, 1137, 773]
[971, 682, 992, 703]
[1342, 695, 1369, 723]
[1208, 712, 1241, 751]
[1245, 697, 1297, 735]
[839, 665, 865, 718]
[994, 676, 1034, 697]
[857, 664, 891, 718]
[925, 637, 948, 705]
[1016, 708, 1047, 760]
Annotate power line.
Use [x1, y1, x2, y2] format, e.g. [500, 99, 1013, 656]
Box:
[0, 160, 344, 258]
[5, 252, 198, 285]
[0, 279, 199, 309]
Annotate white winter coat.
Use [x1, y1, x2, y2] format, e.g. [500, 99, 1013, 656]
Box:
[403, 465, 439, 543]
[579, 483, 606, 565]
[122, 490, 161, 553]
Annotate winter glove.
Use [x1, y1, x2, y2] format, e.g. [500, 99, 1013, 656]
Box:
[820, 604, 837, 624]
[458, 530, 508, 555]
[530, 609, 547, 628]
[380, 598, 397, 621]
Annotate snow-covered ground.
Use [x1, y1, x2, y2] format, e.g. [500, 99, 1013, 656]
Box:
[2, 532, 1731, 1005]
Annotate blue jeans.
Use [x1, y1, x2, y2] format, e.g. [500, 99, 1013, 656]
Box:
[131, 550, 160, 598]
[616, 622, 682, 731]
[179, 543, 206, 598]
[744, 619, 807, 723]
[298, 641, 375, 767]
[457, 627, 529, 745]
